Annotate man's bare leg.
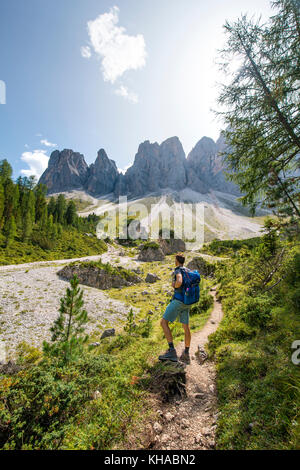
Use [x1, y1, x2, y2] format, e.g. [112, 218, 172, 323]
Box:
[180, 323, 191, 363]
[160, 318, 173, 344]
[159, 319, 178, 361]
[182, 323, 191, 348]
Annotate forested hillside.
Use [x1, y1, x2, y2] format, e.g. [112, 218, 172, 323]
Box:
[0, 160, 107, 264]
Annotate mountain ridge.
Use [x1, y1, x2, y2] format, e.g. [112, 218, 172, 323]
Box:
[39, 133, 240, 197]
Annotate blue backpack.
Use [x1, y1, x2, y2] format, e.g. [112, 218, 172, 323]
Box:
[179, 267, 201, 305]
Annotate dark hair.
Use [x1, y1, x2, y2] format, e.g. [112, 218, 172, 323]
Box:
[176, 253, 185, 265]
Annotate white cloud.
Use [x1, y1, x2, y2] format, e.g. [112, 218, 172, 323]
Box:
[21, 150, 49, 179]
[114, 85, 138, 103]
[81, 46, 92, 59]
[40, 138, 57, 148]
[84, 6, 146, 84]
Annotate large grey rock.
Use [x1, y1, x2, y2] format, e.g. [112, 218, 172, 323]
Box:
[101, 328, 115, 340]
[159, 238, 186, 255]
[58, 263, 142, 289]
[187, 256, 215, 277]
[138, 245, 165, 262]
[186, 136, 240, 195]
[86, 149, 118, 196]
[145, 273, 160, 283]
[39, 133, 240, 198]
[116, 137, 187, 197]
[39, 149, 88, 194]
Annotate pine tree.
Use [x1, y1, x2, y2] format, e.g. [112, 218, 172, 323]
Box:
[124, 308, 135, 335]
[47, 197, 56, 217]
[0, 181, 4, 230]
[5, 215, 17, 247]
[27, 191, 36, 224]
[55, 194, 66, 225]
[217, 0, 300, 220]
[39, 203, 48, 230]
[65, 200, 77, 226]
[34, 184, 47, 223]
[43, 276, 89, 364]
[22, 210, 33, 242]
[0, 159, 12, 183]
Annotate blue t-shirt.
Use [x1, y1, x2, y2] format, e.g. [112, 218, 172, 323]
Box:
[173, 267, 184, 302]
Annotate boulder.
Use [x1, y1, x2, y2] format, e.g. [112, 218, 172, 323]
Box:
[159, 238, 186, 255]
[145, 273, 160, 283]
[138, 244, 165, 262]
[58, 262, 142, 289]
[187, 256, 215, 278]
[101, 328, 115, 340]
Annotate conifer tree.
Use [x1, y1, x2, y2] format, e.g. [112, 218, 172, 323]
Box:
[39, 203, 48, 230]
[0, 181, 4, 229]
[55, 194, 66, 225]
[43, 276, 89, 364]
[124, 308, 135, 335]
[0, 159, 12, 183]
[5, 215, 17, 247]
[217, 0, 300, 220]
[65, 200, 77, 226]
[27, 191, 36, 224]
[47, 197, 56, 217]
[22, 210, 33, 242]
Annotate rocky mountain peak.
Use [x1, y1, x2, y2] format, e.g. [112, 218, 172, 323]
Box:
[38, 133, 240, 197]
[39, 149, 88, 193]
[86, 148, 118, 196]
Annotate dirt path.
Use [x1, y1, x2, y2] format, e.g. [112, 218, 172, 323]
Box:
[151, 289, 223, 450]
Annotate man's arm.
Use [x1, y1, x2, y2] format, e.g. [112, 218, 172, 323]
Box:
[173, 272, 183, 289]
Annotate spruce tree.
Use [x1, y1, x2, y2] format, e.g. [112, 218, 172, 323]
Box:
[55, 194, 66, 225]
[0, 159, 12, 182]
[124, 308, 135, 335]
[65, 200, 77, 226]
[217, 0, 300, 220]
[43, 276, 89, 364]
[47, 197, 56, 217]
[5, 215, 17, 247]
[0, 181, 4, 229]
[22, 210, 33, 242]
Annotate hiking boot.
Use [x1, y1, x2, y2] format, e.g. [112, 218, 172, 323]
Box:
[158, 348, 178, 362]
[179, 351, 191, 364]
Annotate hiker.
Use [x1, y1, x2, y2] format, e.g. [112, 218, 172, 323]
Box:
[159, 253, 191, 363]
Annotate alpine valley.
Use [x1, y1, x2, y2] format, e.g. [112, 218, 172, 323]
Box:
[39, 134, 267, 242]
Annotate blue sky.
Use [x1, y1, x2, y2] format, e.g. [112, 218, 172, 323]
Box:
[0, 0, 274, 179]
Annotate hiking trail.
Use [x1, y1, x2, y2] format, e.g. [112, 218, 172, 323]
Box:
[141, 289, 223, 450]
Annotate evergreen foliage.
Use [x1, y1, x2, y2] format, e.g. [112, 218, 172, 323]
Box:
[217, 0, 300, 222]
[0, 160, 107, 264]
[43, 276, 89, 365]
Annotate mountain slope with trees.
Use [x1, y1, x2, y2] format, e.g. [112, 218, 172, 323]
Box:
[0, 160, 107, 264]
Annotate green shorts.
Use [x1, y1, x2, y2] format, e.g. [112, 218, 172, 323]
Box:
[163, 299, 190, 325]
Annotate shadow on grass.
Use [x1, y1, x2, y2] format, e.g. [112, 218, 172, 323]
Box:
[139, 360, 187, 402]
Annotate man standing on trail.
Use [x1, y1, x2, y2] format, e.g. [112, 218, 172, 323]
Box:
[159, 253, 191, 363]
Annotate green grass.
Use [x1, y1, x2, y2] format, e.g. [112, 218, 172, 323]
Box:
[0, 250, 214, 450]
[0, 230, 107, 265]
[208, 241, 300, 450]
